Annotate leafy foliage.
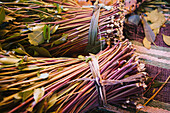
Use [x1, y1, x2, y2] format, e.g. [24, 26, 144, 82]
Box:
[28, 25, 45, 46]
[0, 0, 125, 57]
[0, 6, 5, 24]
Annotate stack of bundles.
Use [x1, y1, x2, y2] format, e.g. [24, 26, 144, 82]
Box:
[0, 39, 147, 112]
[0, 0, 125, 57]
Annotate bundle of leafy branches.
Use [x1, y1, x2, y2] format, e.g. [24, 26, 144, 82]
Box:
[0, 39, 148, 112]
[0, 0, 126, 57]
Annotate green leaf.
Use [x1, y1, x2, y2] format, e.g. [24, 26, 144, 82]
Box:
[0, 6, 5, 24]
[6, 33, 20, 40]
[30, 46, 52, 57]
[50, 25, 59, 34]
[28, 25, 45, 46]
[57, 4, 62, 14]
[21, 18, 34, 22]
[47, 25, 50, 43]
[13, 48, 27, 55]
[12, 44, 30, 56]
[51, 33, 68, 47]
[85, 57, 91, 63]
[21, 90, 33, 101]
[43, 25, 47, 40]
[34, 87, 45, 103]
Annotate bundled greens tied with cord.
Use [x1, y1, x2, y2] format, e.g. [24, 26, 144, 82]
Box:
[0, 39, 148, 112]
[0, 0, 125, 57]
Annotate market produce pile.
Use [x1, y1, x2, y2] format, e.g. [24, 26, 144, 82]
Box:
[0, 0, 126, 57]
[0, 39, 147, 112]
[0, 0, 161, 112]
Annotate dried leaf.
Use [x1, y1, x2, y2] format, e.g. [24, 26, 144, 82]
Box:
[0, 6, 5, 24]
[30, 46, 52, 57]
[39, 73, 49, 79]
[28, 25, 45, 46]
[22, 65, 41, 71]
[47, 94, 58, 110]
[4, 15, 16, 22]
[143, 37, 151, 49]
[145, 9, 160, 23]
[141, 17, 156, 46]
[14, 93, 22, 100]
[162, 34, 170, 46]
[0, 57, 21, 64]
[34, 87, 45, 103]
[153, 28, 160, 36]
[145, 9, 165, 24]
[50, 25, 59, 34]
[34, 99, 45, 113]
[145, 9, 166, 32]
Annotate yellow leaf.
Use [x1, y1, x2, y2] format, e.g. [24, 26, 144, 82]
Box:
[33, 87, 45, 103]
[22, 65, 41, 71]
[14, 93, 22, 100]
[28, 25, 45, 46]
[78, 55, 85, 60]
[145, 9, 166, 30]
[143, 37, 151, 49]
[145, 9, 159, 23]
[153, 28, 160, 36]
[152, 88, 156, 94]
[162, 34, 170, 46]
[0, 57, 21, 64]
[4, 15, 16, 22]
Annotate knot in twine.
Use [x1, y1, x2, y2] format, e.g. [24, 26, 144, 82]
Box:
[86, 55, 107, 106]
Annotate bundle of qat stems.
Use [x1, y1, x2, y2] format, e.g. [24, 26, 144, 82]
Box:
[0, 0, 125, 57]
[0, 39, 147, 112]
